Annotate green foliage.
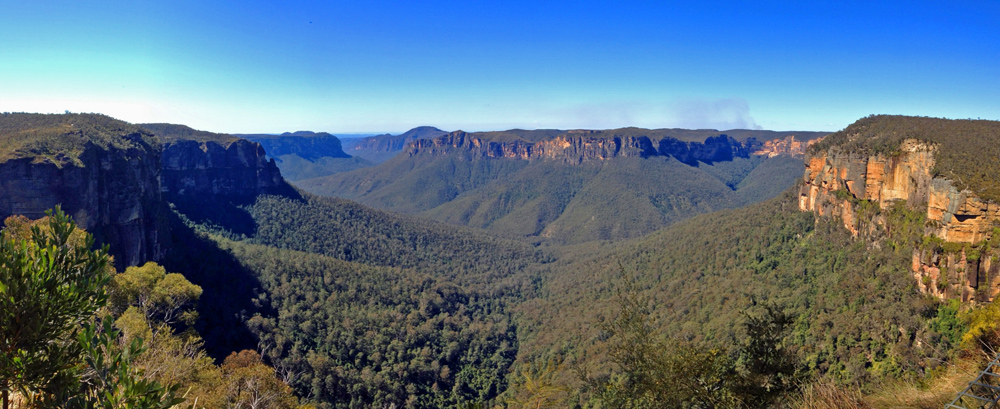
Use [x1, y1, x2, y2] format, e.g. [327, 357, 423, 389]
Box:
[139, 123, 238, 144]
[589, 282, 741, 408]
[520, 191, 950, 393]
[68, 320, 185, 409]
[219, 350, 299, 409]
[833, 189, 853, 201]
[941, 241, 965, 254]
[928, 299, 965, 351]
[271, 154, 374, 181]
[109, 262, 203, 328]
[0, 207, 113, 403]
[0, 207, 182, 408]
[247, 194, 545, 287]
[959, 300, 1000, 352]
[584, 274, 797, 408]
[505, 359, 568, 409]
[297, 152, 803, 244]
[217, 238, 518, 409]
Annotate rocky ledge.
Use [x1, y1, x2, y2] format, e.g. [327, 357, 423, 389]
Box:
[406, 131, 763, 166]
[799, 138, 1000, 301]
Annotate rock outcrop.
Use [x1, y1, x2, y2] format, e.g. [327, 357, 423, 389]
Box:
[0, 134, 168, 268]
[799, 138, 1000, 301]
[406, 131, 763, 165]
[753, 135, 821, 158]
[161, 138, 288, 203]
[351, 126, 448, 153]
[799, 138, 1000, 242]
[240, 131, 352, 162]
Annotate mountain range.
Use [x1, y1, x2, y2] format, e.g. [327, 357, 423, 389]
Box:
[2, 112, 998, 408]
[297, 128, 827, 243]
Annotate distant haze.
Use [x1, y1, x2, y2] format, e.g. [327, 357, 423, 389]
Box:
[0, 2, 997, 133]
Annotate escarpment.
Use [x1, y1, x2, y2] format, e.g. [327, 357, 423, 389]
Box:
[240, 131, 351, 161]
[799, 116, 1000, 301]
[0, 114, 169, 268]
[161, 138, 288, 203]
[406, 130, 768, 165]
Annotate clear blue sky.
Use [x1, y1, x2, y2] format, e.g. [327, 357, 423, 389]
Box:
[1, 1, 997, 133]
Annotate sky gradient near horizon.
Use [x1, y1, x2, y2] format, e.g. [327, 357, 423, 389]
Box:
[1, 1, 998, 134]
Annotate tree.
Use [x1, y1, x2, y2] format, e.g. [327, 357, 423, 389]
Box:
[0, 208, 113, 408]
[0, 207, 181, 408]
[220, 350, 299, 409]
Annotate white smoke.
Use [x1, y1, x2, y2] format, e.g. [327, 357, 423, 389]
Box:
[667, 97, 762, 130]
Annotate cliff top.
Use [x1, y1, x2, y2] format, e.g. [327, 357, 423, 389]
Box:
[0, 113, 159, 167]
[811, 115, 1000, 202]
[141, 123, 240, 145]
[444, 127, 827, 144]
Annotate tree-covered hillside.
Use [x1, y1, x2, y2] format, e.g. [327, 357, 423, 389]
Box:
[296, 150, 804, 244]
[512, 189, 960, 405]
[163, 192, 549, 408]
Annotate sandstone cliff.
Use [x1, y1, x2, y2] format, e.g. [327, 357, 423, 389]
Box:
[0, 114, 169, 268]
[799, 136, 1000, 301]
[406, 130, 763, 165]
[350, 126, 447, 153]
[240, 131, 351, 161]
[161, 138, 289, 203]
[753, 135, 821, 158]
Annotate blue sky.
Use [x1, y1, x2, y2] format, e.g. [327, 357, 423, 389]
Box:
[0, 1, 997, 134]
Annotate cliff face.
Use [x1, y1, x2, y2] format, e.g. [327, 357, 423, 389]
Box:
[352, 126, 448, 153]
[161, 138, 286, 202]
[406, 131, 762, 165]
[799, 138, 999, 242]
[0, 138, 168, 268]
[799, 138, 1000, 301]
[240, 132, 351, 161]
[753, 135, 821, 158]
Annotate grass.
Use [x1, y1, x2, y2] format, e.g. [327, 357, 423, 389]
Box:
[787, 357, 981, 409]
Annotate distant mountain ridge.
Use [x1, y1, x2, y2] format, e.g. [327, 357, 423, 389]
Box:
[342, 126, 448, 163]
[239, 131, 351, 161]
[405, 128, 827, 165]
[298, 127, 828, 243]
[406, 130, 755, 165]
[235, 131, 373, 181]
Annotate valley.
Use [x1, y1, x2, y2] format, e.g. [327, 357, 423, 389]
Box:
[296, 128, 825, 244]
[2, 113, 999, 408]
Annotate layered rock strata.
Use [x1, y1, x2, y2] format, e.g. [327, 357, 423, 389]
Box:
[0, 138, 169, 268]
[161, 138, 286, 202]
[753, 135, 822, 158]
[406, 131, 759, 165]
[799, 138, 1000, 301]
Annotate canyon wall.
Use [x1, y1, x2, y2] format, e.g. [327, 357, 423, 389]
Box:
[799, 138, 1000, 301]
[753, 135, 822, 158]
[241, 132, 351, 161]
[161, 138, 287, 202]
[406, 131, 764, 165]
[0, 138, 169, 268]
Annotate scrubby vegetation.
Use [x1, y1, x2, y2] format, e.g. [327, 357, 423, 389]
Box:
[811, 115, 1000, 202]
[0, 113, 158, 166]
